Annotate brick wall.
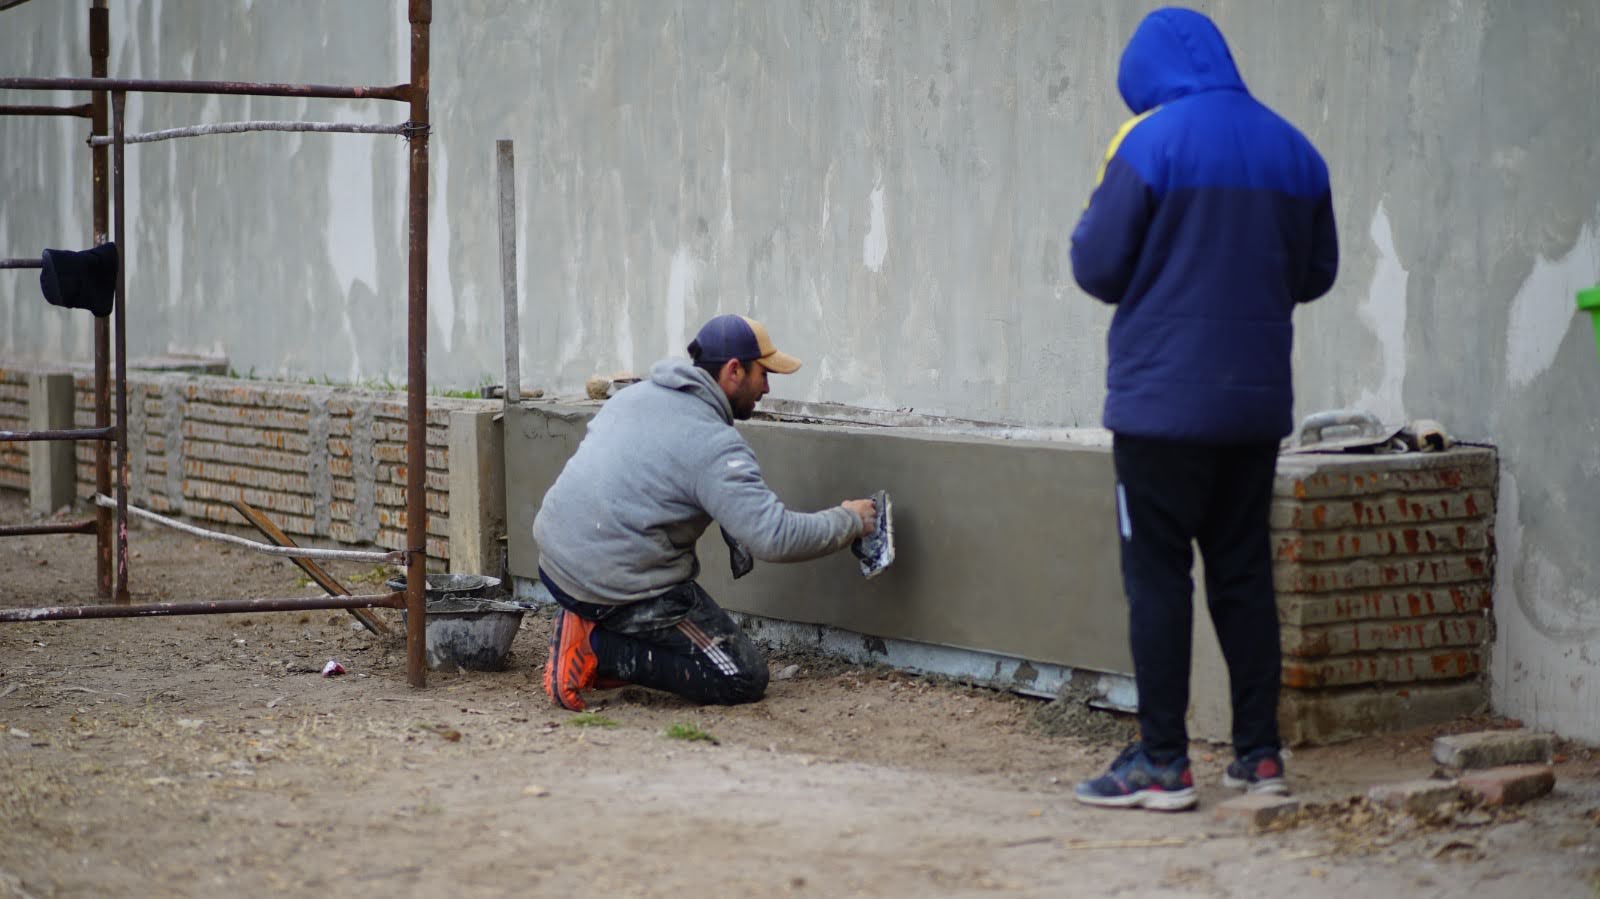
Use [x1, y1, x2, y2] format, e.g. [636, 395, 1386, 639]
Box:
[1, 364, 496, 564]
[1269, 447, 1496, 743]
[0, 372, 26, 493]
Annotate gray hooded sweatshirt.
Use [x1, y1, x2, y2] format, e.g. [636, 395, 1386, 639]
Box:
[532, 358, 862, 605]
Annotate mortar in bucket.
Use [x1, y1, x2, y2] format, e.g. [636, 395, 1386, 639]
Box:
[387, 574, 521, 671]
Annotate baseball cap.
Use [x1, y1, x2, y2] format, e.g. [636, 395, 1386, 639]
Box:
[687, 314, 802, 374]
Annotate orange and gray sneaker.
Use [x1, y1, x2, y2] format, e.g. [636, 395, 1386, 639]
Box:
[543, 609, 599, 710]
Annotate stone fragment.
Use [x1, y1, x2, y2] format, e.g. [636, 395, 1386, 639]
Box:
[1367, 779, 1462, 815]
[1211, 794, 1300, 829]
[1432, 730, 1555, 769]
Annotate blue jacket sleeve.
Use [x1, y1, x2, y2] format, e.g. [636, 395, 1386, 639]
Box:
[1297, 189, 1338, 303]
[1070, 157, 1153, 304]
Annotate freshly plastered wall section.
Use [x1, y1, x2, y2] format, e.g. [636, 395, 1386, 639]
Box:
[503, 401, 1132, 676]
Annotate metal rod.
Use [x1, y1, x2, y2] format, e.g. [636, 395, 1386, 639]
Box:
[0, 259, 42, 269]
[88, 120, 411, 147]
[91, 494, 404, 563]
[0, 0, 38, 12]
[0, 591, 405, 623]
[0, 76, 411, 102]
[0, 103, 92, 117]
[405, 0, 432, 689]
[0, 519, 97, 537]
[112, 89, 129, 603]
[0, 425, 115, 442]
[92, 0, 112, 599]
[497, 139, 520, 407]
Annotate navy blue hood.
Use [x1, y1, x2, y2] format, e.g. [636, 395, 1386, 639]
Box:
[1117, 7, 1246, 114]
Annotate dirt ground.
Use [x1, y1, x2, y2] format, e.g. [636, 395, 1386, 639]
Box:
[2, 491, 1599, 898]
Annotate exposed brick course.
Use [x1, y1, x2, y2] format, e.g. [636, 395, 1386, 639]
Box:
[0, 366, 494, 566]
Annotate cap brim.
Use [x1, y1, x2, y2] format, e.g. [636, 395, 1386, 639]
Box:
[759, 350, 802, 374]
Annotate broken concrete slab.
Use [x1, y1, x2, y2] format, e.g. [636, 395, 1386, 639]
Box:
[1212, 794, 1300, 829]
[1367, 779, 1462, 815]
[1432, 730, 1554, 769]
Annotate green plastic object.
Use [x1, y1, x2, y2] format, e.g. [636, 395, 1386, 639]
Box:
[1581, 285, 1600, 363]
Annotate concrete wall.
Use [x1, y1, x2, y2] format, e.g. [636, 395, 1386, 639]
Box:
[3, 2, 1598, 738]
[506, 401, 1495, 744]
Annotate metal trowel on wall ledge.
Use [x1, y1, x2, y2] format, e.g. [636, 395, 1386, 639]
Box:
[1285, 410, 1405, 454]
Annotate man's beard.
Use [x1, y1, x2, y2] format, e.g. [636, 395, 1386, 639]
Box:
[731, 384, 761, 420]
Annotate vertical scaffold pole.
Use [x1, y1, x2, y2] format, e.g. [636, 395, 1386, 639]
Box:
[91, 0, 112, 598]
[404, 0, 432, 687]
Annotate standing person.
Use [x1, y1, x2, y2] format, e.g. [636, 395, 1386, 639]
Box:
[532, 313, 878, 711]
[1069, 7, 1338, 811]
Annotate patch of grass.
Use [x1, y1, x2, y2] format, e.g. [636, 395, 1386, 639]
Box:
[346, 565, 396, 586]
[663, 722, 718, 744]
[564, 711, 618, 728]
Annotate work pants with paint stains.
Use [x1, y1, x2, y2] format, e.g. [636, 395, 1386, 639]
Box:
[1112, 434, 1282, 761]
[541, 571, 770, 705]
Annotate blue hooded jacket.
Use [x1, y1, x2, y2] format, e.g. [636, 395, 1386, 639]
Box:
[1070, 7, 1338, 443]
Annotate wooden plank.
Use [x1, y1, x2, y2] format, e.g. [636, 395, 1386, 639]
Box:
[228, 498, 389, 636]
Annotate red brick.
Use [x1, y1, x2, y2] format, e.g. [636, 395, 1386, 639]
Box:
[1279, 584, 1492, 626]
[1459, 765, 1554, 807]
[1282, 616, 1486, 658]
[1274, 522, 1490, 563]
[1275, 554, 1492, 594]
[1275, 455, 1495, 500]
[1271, 490, 1492, 531]
[1282, 647, 1483, 688]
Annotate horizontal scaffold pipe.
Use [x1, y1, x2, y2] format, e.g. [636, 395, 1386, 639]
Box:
[88, 120, 411, 146]
[0, 103, 91, 117]
[0, 592, 405, 622]
[0, 426, 115, 442]
[92, 494, 405, 564]
[0, 76, 412, 102]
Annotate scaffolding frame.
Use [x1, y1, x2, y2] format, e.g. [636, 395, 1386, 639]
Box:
[0, 0, 435, 687]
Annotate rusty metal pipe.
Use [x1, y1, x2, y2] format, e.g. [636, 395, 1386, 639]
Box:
[111, 89, 129, 604]
[0, 103, 92, 117]
[0, 426, 115, 442]
[0, 591, 405, 623]
[0, 519, 97, 537]
[404, 0, 432, 689]
[92, 0, 111, 599]
[0, 76, 411, 102]
[0, 259, 42, 269]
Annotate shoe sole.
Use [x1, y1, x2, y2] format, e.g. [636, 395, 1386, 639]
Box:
[543, 613, 588, 711]
[1222, 773, 1289, 795]
[1074, 787, 1197, 812]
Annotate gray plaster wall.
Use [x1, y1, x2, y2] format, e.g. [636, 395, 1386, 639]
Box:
[3, 2, 1599, 739]
[503, 402, 1131, 675]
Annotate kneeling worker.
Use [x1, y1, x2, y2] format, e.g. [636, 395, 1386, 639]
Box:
[532, 314, 877, 710]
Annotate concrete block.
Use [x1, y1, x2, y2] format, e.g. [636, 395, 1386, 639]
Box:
[1458, 765, 1555, 807]
[27, 372, 77, 515]
[1211, 794, 1300, 829]
[1432, 730, 1555, 769]
[448, 410, 505, 577]
[1277, 681, 1487, 746]
[1367, 779, 1462, 814]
